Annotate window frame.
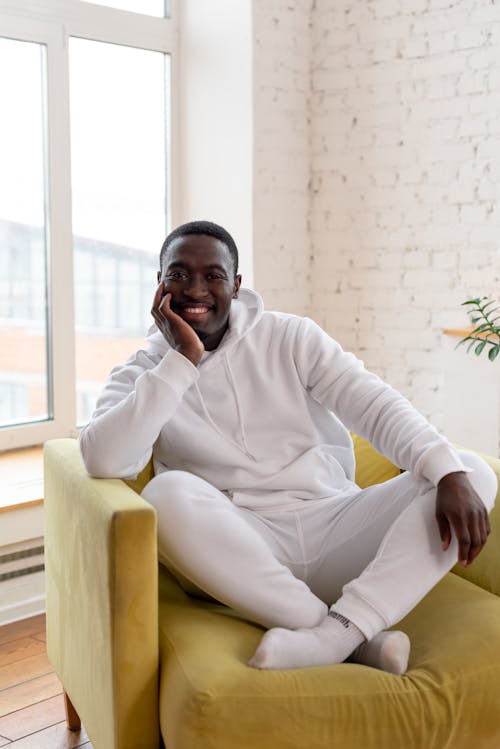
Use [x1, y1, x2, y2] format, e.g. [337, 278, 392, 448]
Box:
[0, 0, 178, 450]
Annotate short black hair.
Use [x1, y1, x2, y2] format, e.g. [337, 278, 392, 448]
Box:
[160, 220, 239, 276]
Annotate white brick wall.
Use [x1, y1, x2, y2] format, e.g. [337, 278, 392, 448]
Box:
[252, 0, 313, 316]
[309, 0, 500, 426]
[251, 0, 500, 429]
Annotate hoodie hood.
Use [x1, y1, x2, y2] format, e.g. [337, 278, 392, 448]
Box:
[145, 287, 264, 361]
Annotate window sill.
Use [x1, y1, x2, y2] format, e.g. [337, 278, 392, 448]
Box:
[0, 446, 44, 513]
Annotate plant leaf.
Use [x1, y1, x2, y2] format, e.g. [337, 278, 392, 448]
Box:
[470, 323, 491, 334]
[481, 300, 497, 312]
[488, 345, 500, 362]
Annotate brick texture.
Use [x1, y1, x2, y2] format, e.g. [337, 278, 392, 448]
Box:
[253, 0, 500, 428]
[252, 0, 313, 316]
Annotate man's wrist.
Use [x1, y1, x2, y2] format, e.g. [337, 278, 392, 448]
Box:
[437, 470, 467, 488]
[179, 346, 203, 367]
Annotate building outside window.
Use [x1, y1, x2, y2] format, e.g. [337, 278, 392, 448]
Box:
[0, 1, 177, 450]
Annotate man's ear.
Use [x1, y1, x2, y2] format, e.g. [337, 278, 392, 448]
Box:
[233, 274, 242, 298]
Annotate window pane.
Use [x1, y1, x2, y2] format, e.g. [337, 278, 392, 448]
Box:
[81, 0, 168, 17]
[0, 37, 50, 429]
[69, 39, 168, 425]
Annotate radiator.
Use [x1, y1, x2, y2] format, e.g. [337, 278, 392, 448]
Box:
[0, 538, 45, 625]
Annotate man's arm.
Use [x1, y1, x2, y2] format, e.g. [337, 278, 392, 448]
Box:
[79, 286, 202, 479]
[293, 317, 466, 482]
[79, 348, 199, 479]
[292, 317, 491, 562]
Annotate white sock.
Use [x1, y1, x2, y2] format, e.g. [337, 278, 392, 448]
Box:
[348, 630, 410, 675]
[248, 610, 365, 670]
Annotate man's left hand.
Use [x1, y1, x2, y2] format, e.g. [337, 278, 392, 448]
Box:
[436, 471, 490, 567]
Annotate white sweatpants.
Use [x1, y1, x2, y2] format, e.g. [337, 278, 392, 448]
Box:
[142, 450, 497, 639]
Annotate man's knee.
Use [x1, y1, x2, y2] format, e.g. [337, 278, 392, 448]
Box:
[142, 469, 189, 499]
[457, 450, 498, 512]
[141, 469, 210, 507]
[141, 470, 229, 528]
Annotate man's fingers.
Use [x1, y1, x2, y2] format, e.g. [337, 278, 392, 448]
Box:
[484, 511, 491, 539]
[152, 282, 164, 309]
[466, 518, 483, 565]
[452, 513, 485, 566]
[436, 512, 451, 550]
[455, 525, 471, 566]
[473, 509, 491, 562]
[159, 291, 172, 315]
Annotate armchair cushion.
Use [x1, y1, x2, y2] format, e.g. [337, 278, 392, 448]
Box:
[157, 568, 500, 749]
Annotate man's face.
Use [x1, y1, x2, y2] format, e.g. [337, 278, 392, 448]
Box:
[158, 234, 241, 350]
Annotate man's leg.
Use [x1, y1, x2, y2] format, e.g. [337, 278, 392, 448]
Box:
[251, 450, 497, 670]
[141, 470, 327, 630]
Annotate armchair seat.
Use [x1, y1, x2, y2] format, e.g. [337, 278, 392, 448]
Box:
[44, 438, 500, 749]
[158, 565, 500, 749]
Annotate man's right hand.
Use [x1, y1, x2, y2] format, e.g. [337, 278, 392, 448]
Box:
[151, 283, 204, 366]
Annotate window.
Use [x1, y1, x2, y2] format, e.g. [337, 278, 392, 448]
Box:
[0, 1, 177, 450]
[0, 38, 50, 431]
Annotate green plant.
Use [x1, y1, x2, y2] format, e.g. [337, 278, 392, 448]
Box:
[457, 297, 500, 362]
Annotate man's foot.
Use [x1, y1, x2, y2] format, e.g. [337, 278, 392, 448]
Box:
[248, 611, 364, 670]
[349, 630, 410, 675]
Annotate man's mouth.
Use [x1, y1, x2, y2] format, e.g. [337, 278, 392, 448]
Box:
[177, 304, 214, 322]
[183, 306, 211, 315]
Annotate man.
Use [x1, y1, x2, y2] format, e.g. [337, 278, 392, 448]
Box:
[80, 220, 497, 675]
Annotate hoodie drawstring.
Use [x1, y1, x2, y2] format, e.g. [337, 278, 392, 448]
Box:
[224, 356, 256, 461]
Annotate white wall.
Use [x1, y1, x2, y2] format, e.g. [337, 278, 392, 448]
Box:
[309, 0, 500, 427]
[252, 0, 312, 315]
[177, 0, 254, 285]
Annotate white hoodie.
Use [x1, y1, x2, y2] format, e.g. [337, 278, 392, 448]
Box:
[79, 288, 467, 511]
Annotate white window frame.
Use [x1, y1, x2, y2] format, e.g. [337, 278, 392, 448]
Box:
[0, 0, 178, 451]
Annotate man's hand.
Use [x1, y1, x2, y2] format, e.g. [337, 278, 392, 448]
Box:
[436, 471, 490, 567]
[151, 283, 204, 366]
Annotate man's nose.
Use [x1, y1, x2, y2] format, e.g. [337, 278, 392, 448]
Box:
[184, 274, 209, 297]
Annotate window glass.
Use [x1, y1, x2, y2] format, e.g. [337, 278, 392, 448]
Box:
[69, 38, 168, 424]
[0, 37, 50, 429]
[81, 1, 168, 18]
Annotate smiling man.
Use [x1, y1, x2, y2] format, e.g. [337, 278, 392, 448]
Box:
[80, 220, 497, 675]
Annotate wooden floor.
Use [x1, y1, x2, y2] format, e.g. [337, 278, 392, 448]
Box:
[0, 614, 93, 748]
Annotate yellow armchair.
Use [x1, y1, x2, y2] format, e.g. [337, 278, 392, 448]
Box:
[44, 438, 500, 749]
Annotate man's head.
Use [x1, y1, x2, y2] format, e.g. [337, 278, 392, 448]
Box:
[158, 221, 242, 351]
[160, 220, 239, 276]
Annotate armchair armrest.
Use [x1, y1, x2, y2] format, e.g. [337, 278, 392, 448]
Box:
[44, 439, 159, 749]
[451, 450, 500, 597]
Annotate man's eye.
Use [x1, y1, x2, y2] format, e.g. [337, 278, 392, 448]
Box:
[207, 274, 225, 280]
[167, 271, 187, 280]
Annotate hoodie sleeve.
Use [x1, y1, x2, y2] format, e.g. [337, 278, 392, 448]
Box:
[293, 317, 468, 487]
[79, 348, 200, 479]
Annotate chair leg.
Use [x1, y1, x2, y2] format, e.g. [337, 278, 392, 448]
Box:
[63, 690, 82, 731]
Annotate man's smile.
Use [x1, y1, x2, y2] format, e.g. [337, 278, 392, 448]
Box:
[183, 306, 211, 314]
[175, 303, 215, 323]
